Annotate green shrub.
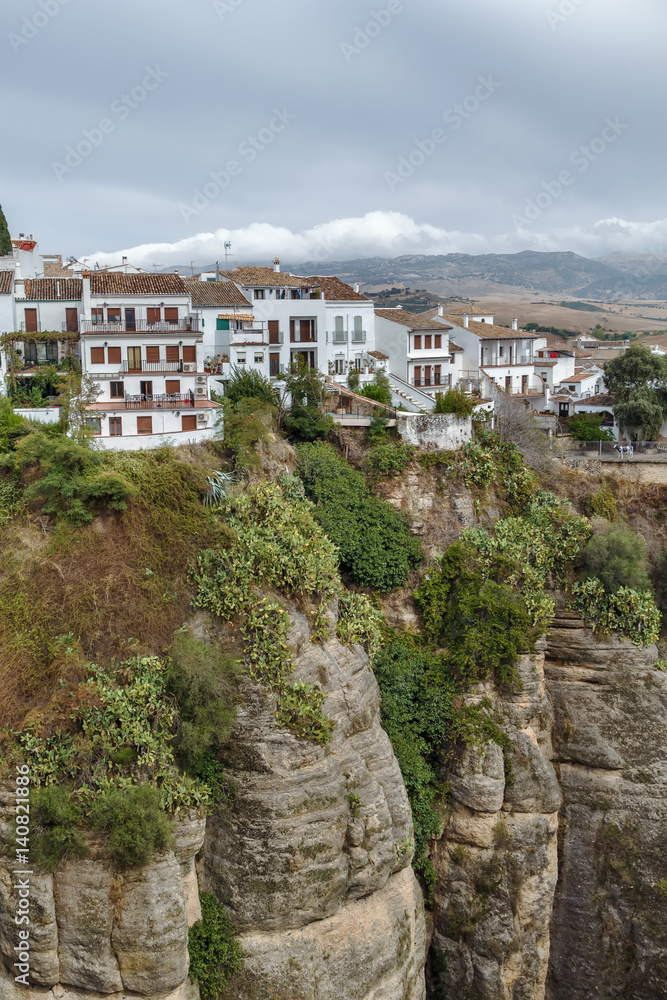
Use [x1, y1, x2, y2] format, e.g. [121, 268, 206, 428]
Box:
[361, 371, 392, 406]
[365, 442, 414, 479]
[280, 362, 333, 442]
[569, 412, 614, 441]
[367, 414, 390, 446]
[222, 398, 275, 472]
[0, 480, 24, 526]
[583, 482, 617, 521]
[188, 893, 244, 998]
[578, 522, 650, 593]
[572, 578, 660, 647]
[347, 369, 360, 393]
[90, 784, 173, 868]
[31, 786, 88, 871]
[336, 591, 385, 661]
[0, 396, 29, 452]
[166, 631, 239, 797]
[224, 367, 280, 407]
[434, 389, 475, 417]
[296, 442, 422, 590]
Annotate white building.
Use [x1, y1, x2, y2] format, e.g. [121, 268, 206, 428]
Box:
[79, 272, 220, 450]
[185, 277, 266, 386]
[374, 307, 462, 400]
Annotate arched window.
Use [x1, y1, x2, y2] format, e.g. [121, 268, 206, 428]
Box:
[334, 315, 345, 343]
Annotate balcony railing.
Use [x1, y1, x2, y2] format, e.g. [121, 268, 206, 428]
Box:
[123, 391, 196, 409]
[81, 318, 200, 334]
[480, 353, 533, 366]
[268, 330, 284, 345]
[331, 331, 348, 343]
[121, 360, 184, 373]
[231, 329, 267, 344]
[351, 330, 366, 343]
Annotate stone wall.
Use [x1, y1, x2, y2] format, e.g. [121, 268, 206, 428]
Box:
[396, 412, 473, 451]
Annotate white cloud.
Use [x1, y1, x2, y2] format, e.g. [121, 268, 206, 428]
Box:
[84, 210, 667, 270]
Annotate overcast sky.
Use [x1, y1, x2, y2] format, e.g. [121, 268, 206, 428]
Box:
[2, 0, 666, 268]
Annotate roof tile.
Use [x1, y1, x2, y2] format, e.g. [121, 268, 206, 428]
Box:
[86, 272, 187, 296]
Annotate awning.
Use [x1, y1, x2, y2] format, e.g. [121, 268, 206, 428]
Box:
[217, 313, 255, 322]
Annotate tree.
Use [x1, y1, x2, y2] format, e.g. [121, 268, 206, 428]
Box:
[361, 370, 392, 406]
[0, 205, 11, 257]
[224, 366, 279, 407]
[279, 360, 333, 441]
[604, 344, 667, 440]
[493, 389, 552, 472]
[568, 412, 614, 442]
[434, 388, 475, 417]
[578, 522, 651, 593]
[56, 371, 102, 440]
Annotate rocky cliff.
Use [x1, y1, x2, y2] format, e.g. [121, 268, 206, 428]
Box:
[0, 600, 426, 1000]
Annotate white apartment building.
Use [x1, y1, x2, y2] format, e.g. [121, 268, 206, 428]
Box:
[79, 272, 219, 449]
[374, 307, 462, 398]
[185, 277, 268, 387]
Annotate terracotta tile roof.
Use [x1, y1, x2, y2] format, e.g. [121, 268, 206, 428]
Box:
[367, 349, 389, 360]
[86, 272, 187, 296]
[223, 267, 313, 288]
[375, 308, 452, 330]
[24, 278, 82, 300]
[557, 371, 599, 384]
[308, 275, 368, 301]
[0, 271, 13, 295]
[443, 315, 538, 340]
[185, 278, 251, 308]
[449, 341, 463, 352]
[574, 393, 613, 406]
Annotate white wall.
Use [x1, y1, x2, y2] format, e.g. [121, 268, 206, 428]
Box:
[13, 406, 60, 424]
[396, 412, 473, 449]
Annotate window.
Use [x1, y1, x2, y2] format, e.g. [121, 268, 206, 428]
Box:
[270, 353, 280, 376]
[140, 381, 153, 398]
[334, 358, 345, 374]
[165, 345, 180, 362]
[414, 335, 421, 350]
[216, 318, 230, 330]
[107, 346, 121, 364]
[236, 355, 246, 364]
[182, 345, 196, 363]
[137, 416, 153, 434]
[434, 334, 441, 349]
[107, 306, 122, 324]
[66, 308, 78, 332]
[424, 335, 432, 350]
[91, 308, 104, 325]
[24, 309, 38, 333]
[499, 346, 504, 357]
[109, 417, 122, 436]
[182, 414, 197, 432]
[333, 316, 345, 343]
[128, 347, 142, 370]
[352, 316, 364, 342]
[165, 380, 181, 395]
[85, 417, 101, 435]
[23, 342, 38, 364]
[290, 289, 300, 299]
[146, 345, 160, 362]
[254, 289, 265, 299]
[254, 354, 264, 364]
[568, 385, 576, 392]
[147, 307, 161, 324]
[434, 365, 441, 385]
[110, 382, 124, 399]
[414, 365, 421, 387]
[90, 347, 105, 364]
[165, 307, 178, 324]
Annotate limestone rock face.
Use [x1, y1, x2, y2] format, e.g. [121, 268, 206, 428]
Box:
[430, 644, 561, 1000]
[545, 619, 667, 1000]
[0, 813, 205, 1000]
[202, 600, 426, 999]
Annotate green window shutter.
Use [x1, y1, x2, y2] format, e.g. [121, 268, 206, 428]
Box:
[217, 318, 230, 331]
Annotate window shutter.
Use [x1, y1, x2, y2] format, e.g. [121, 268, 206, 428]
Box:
[165, 345, 180, 362]
[107, 347, 121, 364]
[435, 334, 441, 349]
[24, 309, 38, 333]
[216, 318, 230, 331]
[146, 346, 160, 361]
[90, 347, 105, 364]
[182, 345, 196, 363]
[414, 335, 421, 350]
[182, 414, 197, 431]
[164, 307, 178, 323]
[147, 307, 161, 323]
[137, 416, 153, 434]
[165, 380, 181, 395]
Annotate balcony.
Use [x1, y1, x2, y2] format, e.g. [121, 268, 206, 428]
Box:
[479, 353, 534, 367]
[81, 318, 200, 334]
[268, 330, 284, 345]
[121, 360, 185, 373]
[351, 330, 367, 344]
[231, 329, 267, 345]
[331, 331, 348, 344]
[123, 392, 196, 409]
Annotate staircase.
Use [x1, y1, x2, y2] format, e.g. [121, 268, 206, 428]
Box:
[386, 372, 435, 412]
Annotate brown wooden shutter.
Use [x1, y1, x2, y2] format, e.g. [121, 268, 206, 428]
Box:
[137, 416, 153, 434]
[434, 365, 441, 385]
[414, 365, 421, 386]
[147, 307, 161, 323]
[424, 336, 432, 350]
[90, 347, 105, 364]
[182, 345, 196, 363]
[181, 414, 197, 431]
[414, 335, 421, 350]
[164, 307, 178, 324]
[146, 345, 160, 362]
[107, 346, 121, 364]
[269, 320, 279, 344]
[165, 380, 181, 395]
[434, 334, 441, 349]
[165, 345, 180, 362]
[24, 309, 38, 333]
[290, 319, 295, 342]
[66, 308, 78, 332]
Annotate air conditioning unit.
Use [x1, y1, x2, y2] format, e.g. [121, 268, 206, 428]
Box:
[195, 375, 206, 385]
[182, 363, 196, 373]
[195, 387, 207, 396]
[197, 413, 208, 423]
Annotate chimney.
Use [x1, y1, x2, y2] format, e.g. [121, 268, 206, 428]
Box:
[273, 258, 280, 273]
[437, 303, 444, 317]
[215, 260, 220, 281]
[354, 282, 360, 293]
[512, 318, 518, 331]
[463, 314, 469, 329]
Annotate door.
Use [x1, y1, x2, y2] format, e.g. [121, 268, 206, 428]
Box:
[127, 347, 142, 372]
[505, 376, 512, 393]
[109, 417, 122, 436]
[270, 353, 280, 376]
[24, 308, 38, 333]
[521, 375, 528, 393]
[424, 366, 432, 386]
[269, 321, 280, 344]
[140, 380, 153, 400]
[66, 308, 78, 332]
[559, 402, 569, 418]
[125, 308, 136, 331]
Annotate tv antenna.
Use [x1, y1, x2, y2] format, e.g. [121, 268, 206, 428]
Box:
[224, 241, 233, 266]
